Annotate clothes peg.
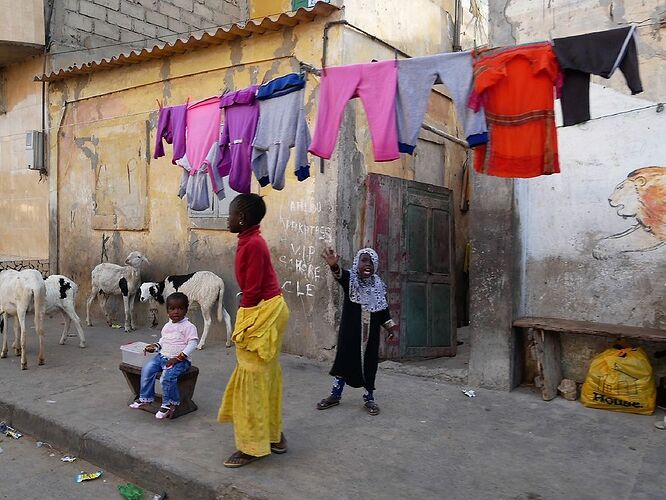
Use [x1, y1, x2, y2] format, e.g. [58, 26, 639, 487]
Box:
[155, 98, 162, 109]
[394, 48, 398, 67]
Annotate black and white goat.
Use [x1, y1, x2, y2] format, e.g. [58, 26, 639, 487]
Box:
[139, 271, 232, 349]
[0, 269, 46, 370]
[86, 251, 149, 332]
[45, 275, 86, 348]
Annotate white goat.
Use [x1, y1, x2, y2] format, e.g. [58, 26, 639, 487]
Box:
[45, 275, 86, 348]
[86, 251, 149, 332]
[139, 271, 232, 349]
[0, 269, 46, 370]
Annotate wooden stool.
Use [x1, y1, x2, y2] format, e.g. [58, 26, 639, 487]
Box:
[119, 362, 199, 419]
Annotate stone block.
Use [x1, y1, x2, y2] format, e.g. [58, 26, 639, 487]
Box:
[120, 0, 144, 20]
[80, 0, 107, 21]
[108, 10, 133, 30]
[171, 0, 194, 13]
[64, 0, 80, 11]
[93, 19, 121, 40]
[133, 19, 158, 38]
[193, 2, 213, 20]
[167, 17, 189, 34]
[65, 11, 94, 33]
[146, 10, 169, 29]
[158, 2, 180, 19]
[93, 0, 120, 10]
[179, 10, 201, 28]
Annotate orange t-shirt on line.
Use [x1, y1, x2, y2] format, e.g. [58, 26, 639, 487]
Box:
[469, 43, 562, 178]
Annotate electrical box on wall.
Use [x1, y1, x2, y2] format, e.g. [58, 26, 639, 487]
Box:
[26, 130, 44, 171]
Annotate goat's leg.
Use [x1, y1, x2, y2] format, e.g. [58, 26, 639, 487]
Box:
[197, 306, 212, 350]
[17, 308, 28, 369]
[222, 307, 233, 347]
[122, 294, 131, 332]
[67, 306, 87, 348]
[85, 285, 99, 326]
[98, 293, 113, 327]
[0, 314, 7, 358]
[128, 293, 136, 331]
[59, 310, 70, 345]
[12, 317, 21, 357]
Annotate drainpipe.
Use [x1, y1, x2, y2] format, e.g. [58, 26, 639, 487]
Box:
[453, 0, 463, 52]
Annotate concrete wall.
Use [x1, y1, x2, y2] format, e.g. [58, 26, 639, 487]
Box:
[0, 0, 44, 46]
[48, 0, 250, 71]
[469, 0, 666, 389]
[0, 57, 49, 260]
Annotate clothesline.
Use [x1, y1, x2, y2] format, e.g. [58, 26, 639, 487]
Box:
[556, 102, 662, 127]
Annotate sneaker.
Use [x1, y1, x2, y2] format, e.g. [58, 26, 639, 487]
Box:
[655, 417, 666, 430]
[155, 406, 173, 419]
[129, 401, 149, 409]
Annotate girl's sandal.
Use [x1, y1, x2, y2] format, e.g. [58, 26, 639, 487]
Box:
[155, 405, 174, 420]
[129, 400, 150, 410]
[270, 433, 288, 454]
[316, 395, 340, 410]
[364, 400, 380, 416]
[223, 451, 262, 468]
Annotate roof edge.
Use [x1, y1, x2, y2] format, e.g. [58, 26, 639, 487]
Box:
[35, 2, 339, 82]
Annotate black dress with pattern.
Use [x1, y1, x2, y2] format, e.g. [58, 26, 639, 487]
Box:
[329, 269, 391, 391]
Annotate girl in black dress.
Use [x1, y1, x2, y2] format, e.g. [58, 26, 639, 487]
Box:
[317, 247, 399, 415]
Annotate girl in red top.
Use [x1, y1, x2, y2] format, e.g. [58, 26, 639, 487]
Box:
[218, 194, 290, 468]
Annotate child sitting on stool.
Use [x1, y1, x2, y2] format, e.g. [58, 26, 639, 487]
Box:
[317, 247, 399, 416]
[129, 292, 198, 419]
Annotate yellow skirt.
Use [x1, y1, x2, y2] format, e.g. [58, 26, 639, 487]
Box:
[218, 295, 290, 457]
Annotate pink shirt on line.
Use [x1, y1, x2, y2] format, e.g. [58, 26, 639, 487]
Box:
[158, 318, 199, 358]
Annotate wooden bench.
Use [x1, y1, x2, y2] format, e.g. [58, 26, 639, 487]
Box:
[119, 362, 199, 419]
[513, 317, 666, 401]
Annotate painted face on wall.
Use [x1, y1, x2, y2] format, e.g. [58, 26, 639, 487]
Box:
[358, 253, 375, 279]
[609, 178, 642, 218]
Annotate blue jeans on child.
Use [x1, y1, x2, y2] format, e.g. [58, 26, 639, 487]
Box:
[139, 354, 191, 406]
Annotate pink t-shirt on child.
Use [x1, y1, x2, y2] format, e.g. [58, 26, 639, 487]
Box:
[158, 318, 198, 358]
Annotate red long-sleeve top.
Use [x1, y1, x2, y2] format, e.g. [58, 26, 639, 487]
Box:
[235, 225, 282, 308]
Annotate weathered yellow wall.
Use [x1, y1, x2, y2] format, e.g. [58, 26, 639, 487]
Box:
[249, 0, 292, 18]
[0, 0, 44, 46]
[344, 0, 453, 55]
[0, 56, 48, 259]
[49, 18, 346, 359]
[48, 3, 467, 357]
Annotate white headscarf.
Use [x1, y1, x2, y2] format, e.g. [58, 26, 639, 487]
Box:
[349, 248, 389, 313]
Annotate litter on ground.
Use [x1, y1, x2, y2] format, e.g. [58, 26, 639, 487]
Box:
[75, 471, 103, 483]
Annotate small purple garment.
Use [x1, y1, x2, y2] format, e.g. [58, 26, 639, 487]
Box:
[216, 85, 259, 194]
[154, 104, 187, 164]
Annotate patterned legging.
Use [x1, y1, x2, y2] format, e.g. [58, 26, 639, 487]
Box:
[330, 377, 374, 401]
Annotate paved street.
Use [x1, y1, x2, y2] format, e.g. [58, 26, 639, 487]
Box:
[0, 316, 663, 499]
[0, 431, 157, 500]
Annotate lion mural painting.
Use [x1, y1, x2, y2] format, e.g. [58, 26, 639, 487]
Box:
[593, 166, 666, 260]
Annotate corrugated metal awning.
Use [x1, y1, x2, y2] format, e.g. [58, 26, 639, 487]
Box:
[36, 2, 338, 82]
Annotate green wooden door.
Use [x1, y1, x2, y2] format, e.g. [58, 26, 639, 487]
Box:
[363, 174, 456, 359]
[402, 184, 456, 357]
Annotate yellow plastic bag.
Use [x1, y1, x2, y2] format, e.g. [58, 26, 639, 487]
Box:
[581, 346, 656, 415]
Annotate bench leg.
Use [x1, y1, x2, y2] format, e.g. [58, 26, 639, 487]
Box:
[533, 328, 563, 401]
[121, 370, 141, 404]
[171, 372, 199, 419]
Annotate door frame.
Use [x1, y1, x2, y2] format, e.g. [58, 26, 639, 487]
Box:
[362, 173, 457, 360]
